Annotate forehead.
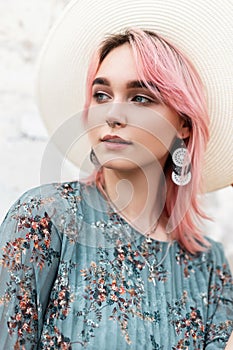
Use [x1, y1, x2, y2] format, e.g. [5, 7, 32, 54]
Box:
[96, 43, 138, 79]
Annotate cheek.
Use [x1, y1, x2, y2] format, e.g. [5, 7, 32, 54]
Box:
[130, 127, 174, 169]
[88, 129, 99, 146]
[86, 106, 106, 145]
[131, 125, 175, 156]
[142, 135, 170, 161]
[129, 109, 178, 151]
[87, 104, 109, 129]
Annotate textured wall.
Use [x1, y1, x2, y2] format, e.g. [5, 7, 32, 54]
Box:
[0, 0, 232, 271]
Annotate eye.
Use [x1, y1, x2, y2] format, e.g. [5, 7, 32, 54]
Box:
[132, 95, 154, 105]
[93, 91, 111, 103]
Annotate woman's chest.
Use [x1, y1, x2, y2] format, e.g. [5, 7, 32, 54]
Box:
[40, 241, 211, 349]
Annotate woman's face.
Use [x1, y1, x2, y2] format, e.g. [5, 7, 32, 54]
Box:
[87, 43, 189, 172]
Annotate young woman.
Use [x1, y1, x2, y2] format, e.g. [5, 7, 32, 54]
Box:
[0, 0, 233, 349]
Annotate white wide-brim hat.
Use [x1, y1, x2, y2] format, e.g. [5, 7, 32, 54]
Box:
[36, 0, 233, 192]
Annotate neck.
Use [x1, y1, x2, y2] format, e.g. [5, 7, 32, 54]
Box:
[102, 165, 168, 239]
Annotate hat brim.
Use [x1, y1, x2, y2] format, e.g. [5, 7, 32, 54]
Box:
[36, 0, 233, 192]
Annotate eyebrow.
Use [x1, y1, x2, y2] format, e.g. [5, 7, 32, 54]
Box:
[92, 77, 154, 90]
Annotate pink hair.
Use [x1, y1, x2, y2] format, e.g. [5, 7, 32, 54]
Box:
[83, 28, 210, 254]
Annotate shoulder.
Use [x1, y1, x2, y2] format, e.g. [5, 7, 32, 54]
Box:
[202, 236, 232, 281]
[5, 180, 83, 213]
[204, 236, 228, 262]
[14, 180, 83, 205]
[177, 237, 232, 276]
[0, 181, 86, 238]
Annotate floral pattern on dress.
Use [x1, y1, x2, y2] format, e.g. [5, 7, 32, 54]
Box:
[39, 262, 76, 349]
[0, 199, 59, 348]
[79, 243, 150, 345]
[0, 181, 232, 350]
[167, 291, 205, 349]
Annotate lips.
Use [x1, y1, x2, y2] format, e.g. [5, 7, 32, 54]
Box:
[101, 135, 132, 144]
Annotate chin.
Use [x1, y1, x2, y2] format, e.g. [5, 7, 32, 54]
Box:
[101, 159, 140, 172]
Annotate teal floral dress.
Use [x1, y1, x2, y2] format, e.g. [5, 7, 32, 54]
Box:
[0, 181, 232, 349]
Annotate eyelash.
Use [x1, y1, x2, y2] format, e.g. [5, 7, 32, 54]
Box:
[131, 95, 153, 105]
[93, 92, 110, 103]
[92, 92, 155, 105]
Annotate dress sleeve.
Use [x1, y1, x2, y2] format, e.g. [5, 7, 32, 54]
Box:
[205, 241, 233, 349]
[0, 185, 62, 349]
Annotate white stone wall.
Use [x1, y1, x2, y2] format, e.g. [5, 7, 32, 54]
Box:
[0, 0, 233, 270]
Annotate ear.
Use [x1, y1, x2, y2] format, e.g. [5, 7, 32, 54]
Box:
[177, 119, 190, 139]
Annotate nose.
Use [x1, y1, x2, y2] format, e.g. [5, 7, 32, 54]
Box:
[106, 119, 126, 128]
[105, 103, 127, 128]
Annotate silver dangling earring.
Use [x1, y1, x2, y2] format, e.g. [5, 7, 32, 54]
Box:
[171, 139, 191, 186]
[90, 148, 100, 167]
